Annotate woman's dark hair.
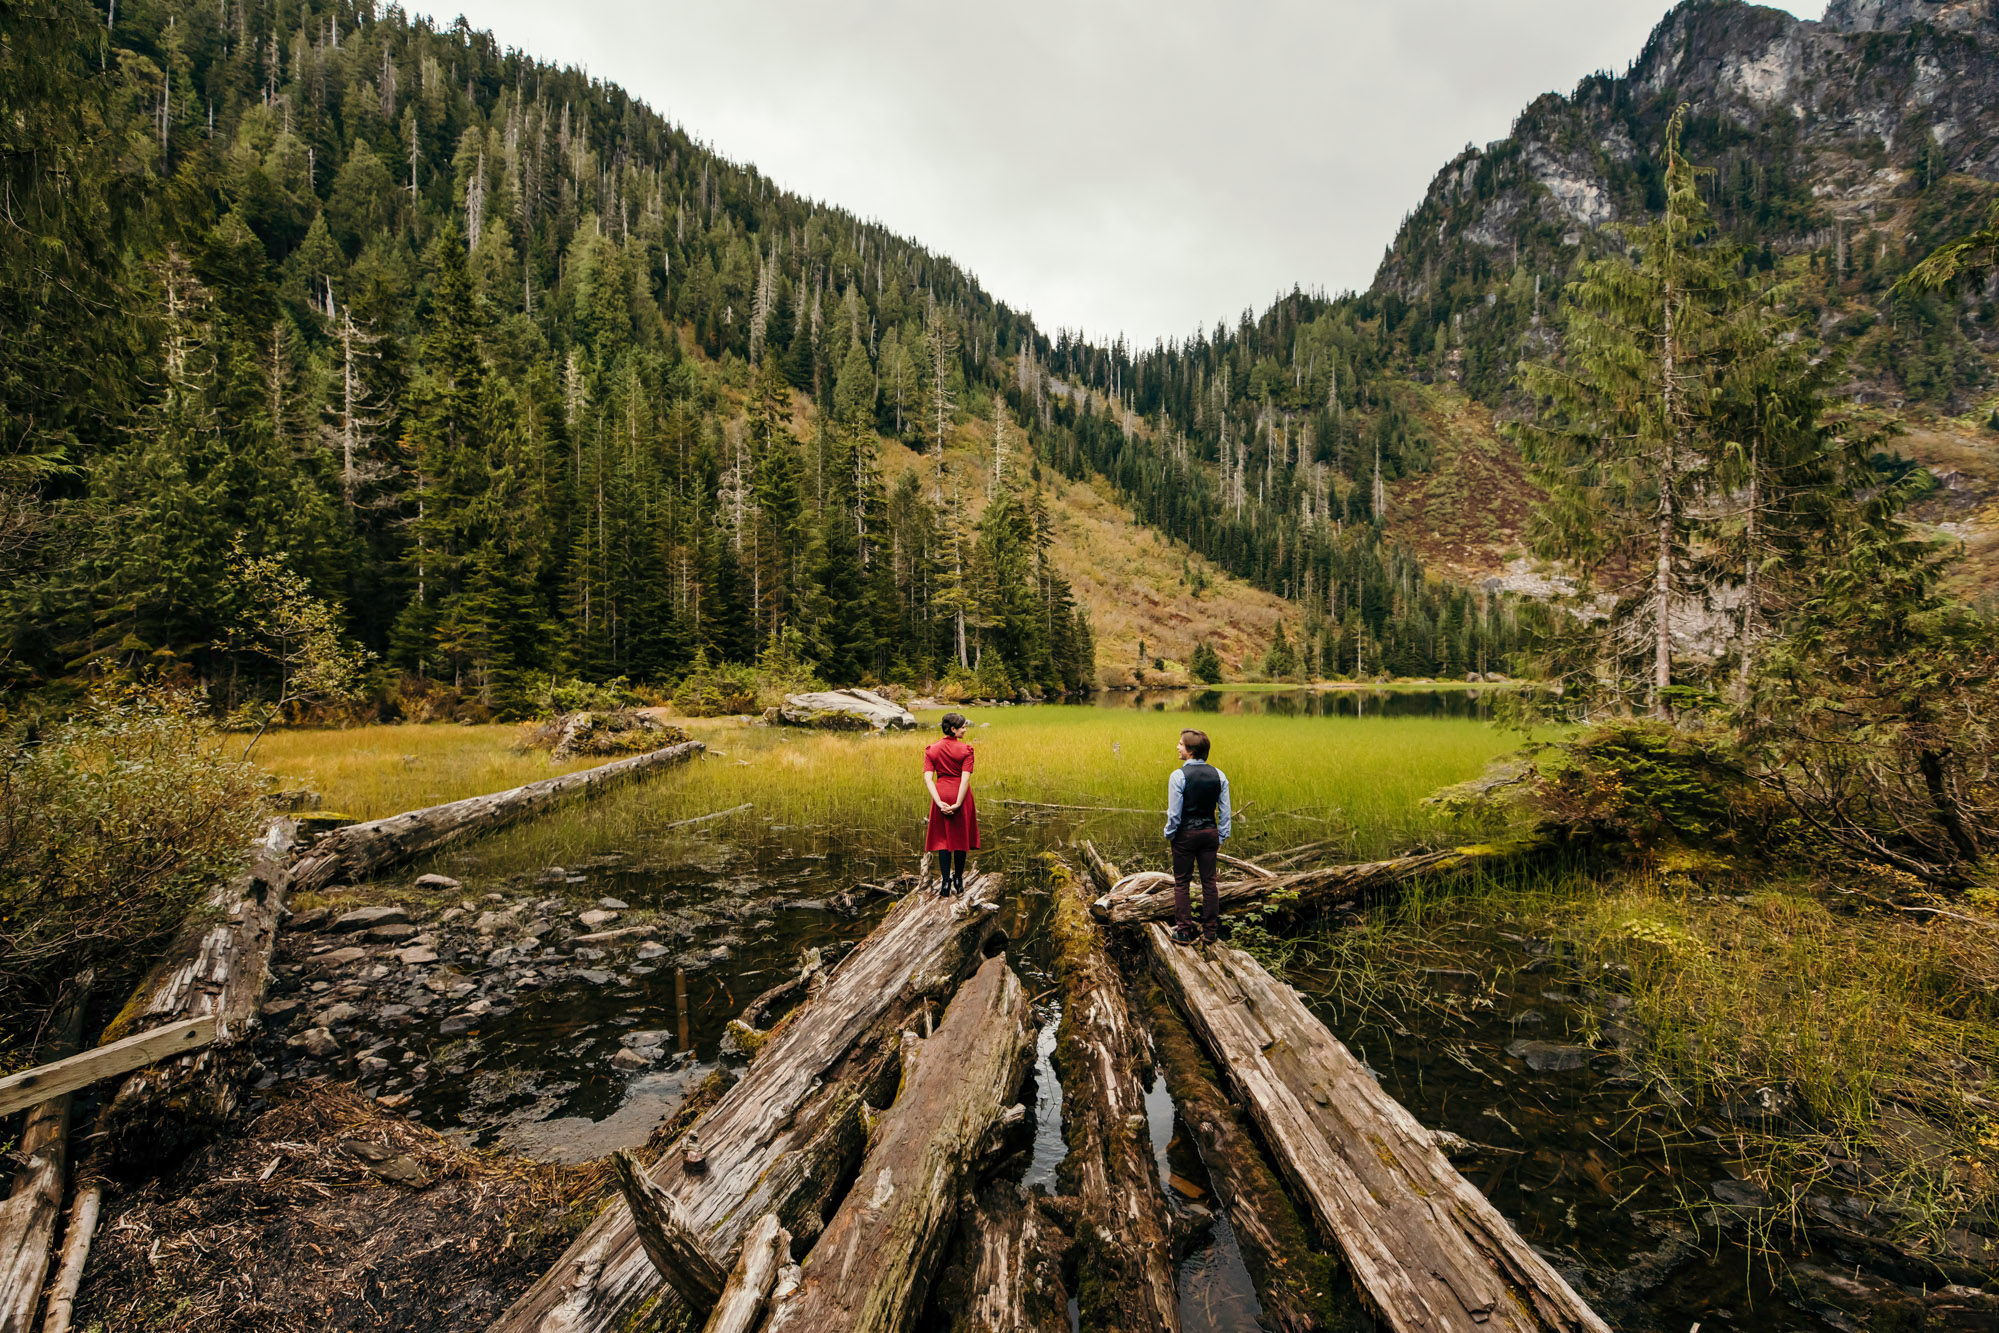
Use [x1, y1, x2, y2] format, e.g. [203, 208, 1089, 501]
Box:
[942, 712, 969, 736]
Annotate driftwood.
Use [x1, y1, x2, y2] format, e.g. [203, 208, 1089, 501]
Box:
[1089, 838, 1547, 926]
[944, 1183, 1071, 1333]
[763, 954, 1035, 1333]
[291, 739, 704, 892]
[99, 819, 298, 1165]
[35, 1106, 104, 1333]
[1143, 983, 1347, 1333]
[612, 1150, 727, 1305]
[490, 873, 1005, 1333]
[1144, 925, 1610, 1333]
[0, 1017, 214, 1120]
[1049, 856, 1180, 1332]
[0, 977, 89, 1333]
[700, 1212, 792, 1333]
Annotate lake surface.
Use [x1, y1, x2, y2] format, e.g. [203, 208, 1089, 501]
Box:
[257, 701, 1896, 1332]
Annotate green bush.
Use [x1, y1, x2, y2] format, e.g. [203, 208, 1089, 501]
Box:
[1532, 719, 1770, 850]
[1189, 641, 1224, 684]
[0, 693, 266, 1026]
[521, 673, 641, 720]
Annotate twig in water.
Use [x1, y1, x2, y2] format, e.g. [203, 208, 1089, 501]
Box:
[665, 802, 753, 830]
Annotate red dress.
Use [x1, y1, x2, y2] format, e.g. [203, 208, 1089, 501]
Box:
[923, 737, 981, 852]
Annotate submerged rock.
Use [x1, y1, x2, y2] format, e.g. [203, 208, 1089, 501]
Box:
[1504, 1039, 1594, 1072]
[331, 905, 409, 934]
[776, 688, 917, 732]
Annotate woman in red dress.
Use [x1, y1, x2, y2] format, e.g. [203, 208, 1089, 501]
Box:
[922, 712, 980, 896]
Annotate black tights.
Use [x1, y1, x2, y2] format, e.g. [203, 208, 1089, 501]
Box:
[940, 850, 968, 894]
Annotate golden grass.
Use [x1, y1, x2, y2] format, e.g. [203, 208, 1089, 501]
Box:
[251, 725, 610, 820]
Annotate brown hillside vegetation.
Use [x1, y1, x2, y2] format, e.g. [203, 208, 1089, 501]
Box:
[1380, 382, 1538, 583]
[878, 416, 1295, 682]
[1896, 414, 1999, 603]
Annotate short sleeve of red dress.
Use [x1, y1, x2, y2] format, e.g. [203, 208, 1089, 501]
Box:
[923, 738, 981, 852]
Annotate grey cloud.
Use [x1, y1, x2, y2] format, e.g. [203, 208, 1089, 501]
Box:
[435, 0, 1829, 344]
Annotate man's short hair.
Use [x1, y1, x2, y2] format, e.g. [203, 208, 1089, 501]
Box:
[1180, 729, 1211, 761]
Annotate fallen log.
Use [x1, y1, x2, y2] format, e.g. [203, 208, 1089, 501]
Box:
[1048, 856, 1180, 1332]
[941, 1183, 1071, 1333]
[35, 1108, 103, 1333]
[1090, 837, 1549, 926]
[1141, 982, 1349, 1333]
[95, 818, 299, 1167]
[291, 739, 704, 893]
[762, 954, 1035, 1333]
[1144, 926, 1610, 1333]
[700, 1212, 792, 1333]
[490, 873, 1006, 1333]
[0, 976, 89, 1333]
[0, 1017, 214, 1121]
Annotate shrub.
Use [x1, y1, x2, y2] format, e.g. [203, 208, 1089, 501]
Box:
[0, 693, 266, 1026]
[1189, 641, 1224, 684]
[1531, 719, 1771, 851]
[520, 673, 641, 720]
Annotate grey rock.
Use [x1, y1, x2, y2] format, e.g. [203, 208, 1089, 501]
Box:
[260, 998, 303, 1018]
[621, 1030, 673, 1048]
[1508, 1008, 1546, 1028]
[317, 1001, 362, 1026]
[576, 969, 617, 986]
[313, 946, 370, 970]
[1710, 1178, 1770, 1208]
[290, 1027, 341, 1058]
[1504, 1039, 1594, 1072]
[610, 1047, 654, 1070]
[777, 688, 917, 732]
[578, 908, 619, 928]
[537, 866, 568, 882]
[486, 946, 515, 969]
[367, 923, 420, 942]
[357, 1055, 392, 1078]
[396, 945, 439, 966]
[331, 905, 409, 933]
[475, 910, 518, 935]
[414, 873, 461, 890]
[289, 906, 332, 931]
[635, 943, 670, 961]
[438, 1012, 482, 1035]
[598, 897, 630, 910]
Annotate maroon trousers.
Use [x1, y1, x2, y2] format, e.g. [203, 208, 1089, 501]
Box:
[1170, 826, 1222, 938]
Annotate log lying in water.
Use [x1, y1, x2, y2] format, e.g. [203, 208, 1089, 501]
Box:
[943, 1183, 1072, 1333]
[101, 819, 298, 1166]
[490, 873, 1005, 1333]
[291, 739, 705, 892]
[1142, 982, 1349, 1333]
[763, 954, 1035, 1333]
[0, 976, 89, 1333]
[1143, 925, 1611, 1333]
[1049, 856, 1180, 1333]
[1089, 837, 1546, 927]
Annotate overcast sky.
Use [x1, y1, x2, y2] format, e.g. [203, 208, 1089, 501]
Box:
[432, 0, 1830, 346]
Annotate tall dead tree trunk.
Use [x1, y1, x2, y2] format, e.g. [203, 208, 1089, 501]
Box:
[763, 954, 1034, 1333]
[0, 976, 90, 1333]
[490, 874, 1004, 1333]
[1050, 856, 1179, 1332]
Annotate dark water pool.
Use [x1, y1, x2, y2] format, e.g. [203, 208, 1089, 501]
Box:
[1087, 686, 1508, 719]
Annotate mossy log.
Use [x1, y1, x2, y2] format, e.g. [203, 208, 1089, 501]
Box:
[1144, 925, 1610, 1333]
[0, 977, 89, 1333]
[763, 954, 1035, 1333]
[490, 874, 1005, 1333]
[1086, 837, 1547, 927]
[101, 820, 297, 1166]
[290, 739, 705, 893]
[1142, 981, 1354, 1333]
[1049, 857, 1181, 1332]
[941, 1182, 1072, 1333]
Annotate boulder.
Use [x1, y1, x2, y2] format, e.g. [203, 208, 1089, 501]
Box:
[777, 688, 917, 732]
[415, 873, 462, 890]
[331, 905, 409, 933]
[578, 908, 619, 928]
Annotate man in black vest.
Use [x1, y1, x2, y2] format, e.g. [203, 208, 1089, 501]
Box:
[1163, 728, 1232, 944]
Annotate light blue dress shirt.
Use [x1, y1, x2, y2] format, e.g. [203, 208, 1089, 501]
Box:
[1163, 761, 1231, 841]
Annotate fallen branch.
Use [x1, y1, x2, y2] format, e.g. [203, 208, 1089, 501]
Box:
[0, 1016, 214, 1120]
[291, 739, 704, 893]
[1089, 837, 1551, 926]
[667, 802, 754, 831]
[701, 1212, 791, 1333]
[994, 799, 1156, 815]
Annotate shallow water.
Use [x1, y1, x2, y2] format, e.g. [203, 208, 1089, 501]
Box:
[259, 705, 1931, 1333]
[1088, 685, 1507, 719]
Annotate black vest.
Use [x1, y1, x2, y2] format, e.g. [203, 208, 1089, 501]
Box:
[1180, 762, 1222, 830]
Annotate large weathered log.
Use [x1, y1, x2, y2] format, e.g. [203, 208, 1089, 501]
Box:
[490, 873, 1005, 1333]
[0, 977, 89, 1333]
[940, 1183, 1071, 1333]
[1144, 926, 1610, 1333]
[700, 1212, 791, 1333]
[763, 954, 1035, 1333]
[290, 739, 705, 893]
[1142, 982, 1349, 1333]
[1089, 837, 1547, 927]
[1049, 857, 1180, 1332]
[98, 819, 297, 1166]
[34, 1107, 104, 1333]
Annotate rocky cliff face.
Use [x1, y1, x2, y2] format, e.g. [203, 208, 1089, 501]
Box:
[1373, 0, 1999, 411]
